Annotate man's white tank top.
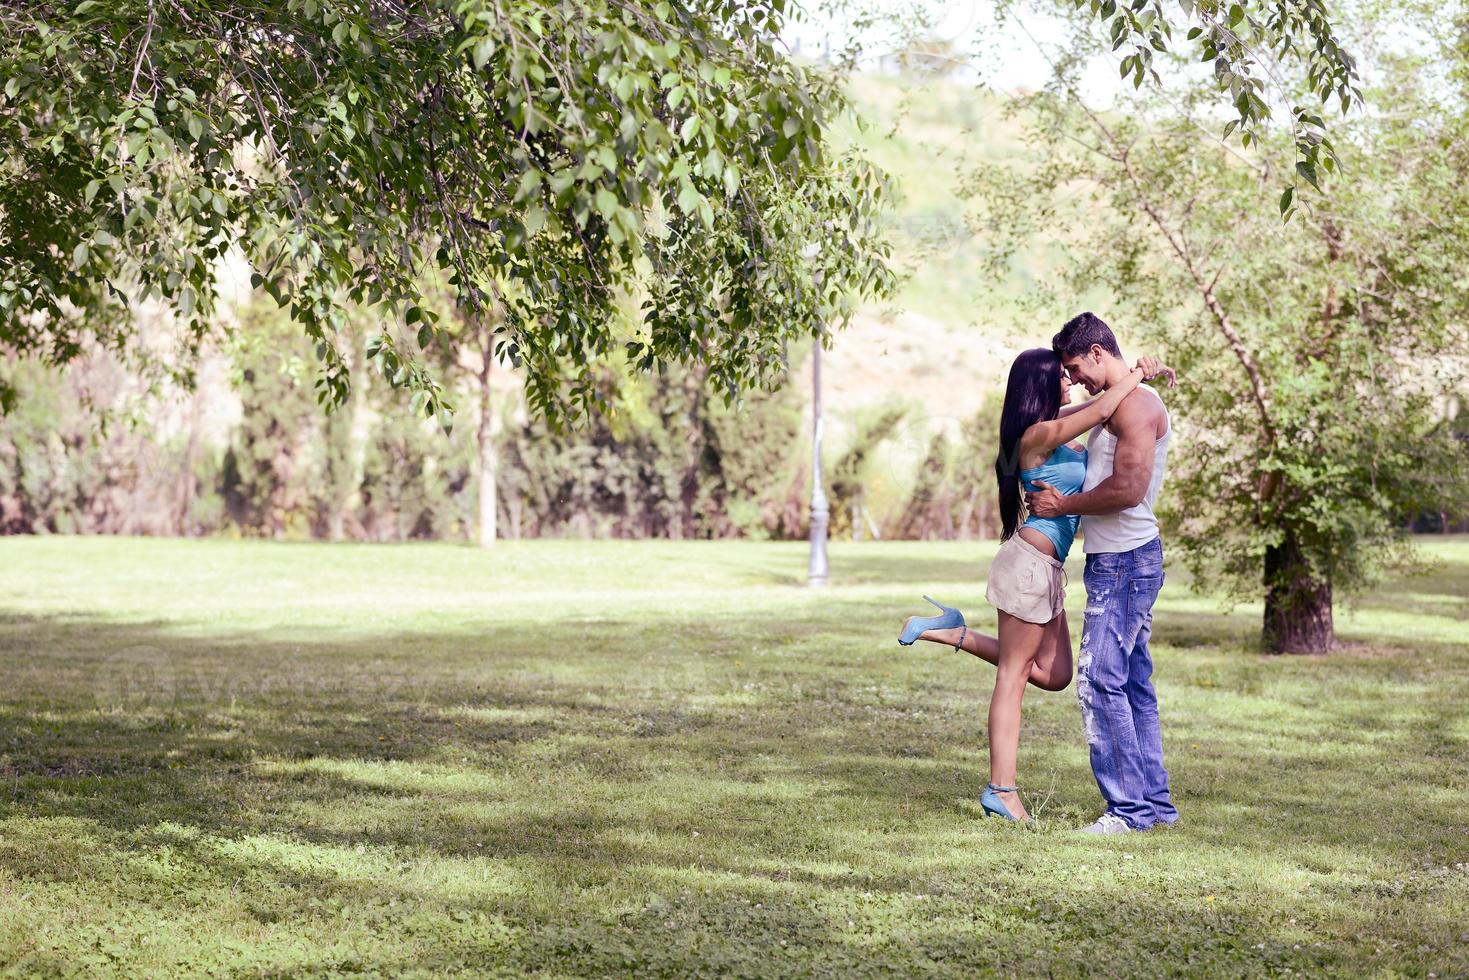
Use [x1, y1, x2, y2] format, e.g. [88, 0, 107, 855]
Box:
[1080, 385, 1171, 554]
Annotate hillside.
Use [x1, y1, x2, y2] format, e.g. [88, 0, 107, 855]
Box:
[825, 73, 1024, 412]
[802, 71, 1067, 520]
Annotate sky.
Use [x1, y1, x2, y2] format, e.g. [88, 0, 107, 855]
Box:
[780, 0, 1446, 118]
[781, 0, 1132, 104]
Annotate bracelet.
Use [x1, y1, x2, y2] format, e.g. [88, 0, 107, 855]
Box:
[953, 625, 967, 653]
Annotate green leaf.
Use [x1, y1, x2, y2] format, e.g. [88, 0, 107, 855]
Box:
[472, 38, 495, 70]
[71, 242, 89, 268]
[1279, 185, 1294, 214]
[594, 187, 618, 219]
[676, 181, 701, 216]
[524, 205, 546, 236]
[516, 168, 542, 202]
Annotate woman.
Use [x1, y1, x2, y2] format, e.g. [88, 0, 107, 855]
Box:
[897, 349, 1173, 822]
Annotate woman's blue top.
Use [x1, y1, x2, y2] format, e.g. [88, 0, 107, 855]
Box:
[1020, 443, 1087, 562]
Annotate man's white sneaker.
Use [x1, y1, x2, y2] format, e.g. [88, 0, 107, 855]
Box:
[1077, 813, 1134, 834]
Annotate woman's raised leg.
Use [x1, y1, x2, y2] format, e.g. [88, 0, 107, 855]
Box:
[908, 616, 1072, 691]
[1028, 611, 1073, 692]
[914, 623, 998, 663]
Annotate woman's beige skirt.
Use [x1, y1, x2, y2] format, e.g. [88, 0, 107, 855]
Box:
[985, 533, 1066, 625]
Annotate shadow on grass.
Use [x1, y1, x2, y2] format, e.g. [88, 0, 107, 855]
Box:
[1, 609, 1466, 976]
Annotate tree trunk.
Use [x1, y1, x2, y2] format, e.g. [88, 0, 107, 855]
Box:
[325, 335, 363, 541]
[324, 392, 355, 542]
[957, 486, 977, 540]
[938, 487, 955, 539]
[476, 327, 497, 548]
[678, 368, 705, 539]
[1262, 531, 1335, 654]
[174, 389, 203, 535]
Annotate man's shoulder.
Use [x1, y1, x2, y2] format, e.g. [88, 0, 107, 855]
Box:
[1120, 384, 1165, 410]
[1109, 386, 1166, 433]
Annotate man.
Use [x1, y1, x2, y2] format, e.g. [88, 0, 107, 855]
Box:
[1025, 312, 1179, 834]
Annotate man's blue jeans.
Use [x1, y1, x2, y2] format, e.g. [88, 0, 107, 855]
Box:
[1077, 536, 1178, 830]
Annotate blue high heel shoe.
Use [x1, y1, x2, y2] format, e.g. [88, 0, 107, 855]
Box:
[898, 595, 965, 646]
[981, 783, 1022, 821]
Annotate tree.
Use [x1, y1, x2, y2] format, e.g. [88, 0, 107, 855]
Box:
[0, 0, 1365, 431]
[1043, 0, 1362, 210]
[0, 0, 893, 428]
[826, 402, 905, 539]
[968, 2, 1469, 653]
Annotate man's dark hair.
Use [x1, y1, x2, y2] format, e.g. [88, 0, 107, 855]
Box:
[1052, 311, 1122, 359]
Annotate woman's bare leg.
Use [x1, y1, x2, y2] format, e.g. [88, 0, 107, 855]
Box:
[906, 617, 1072, 691]
[988, 610, 1048, 821]
[915, 623, 998, 664]
[1028, 611, 1073, 692]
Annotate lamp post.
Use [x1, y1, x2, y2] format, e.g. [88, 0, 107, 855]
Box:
[807, 336, 830, 587]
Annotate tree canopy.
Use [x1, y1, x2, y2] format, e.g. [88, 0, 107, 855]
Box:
[969, 0, 1469, 652]
[1048, 0, 1361, 211]
[0, 0, 1363, 429]
[0, 0, 894, 427]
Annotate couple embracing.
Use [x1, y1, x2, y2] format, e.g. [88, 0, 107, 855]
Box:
[899, 313, 1177, 834]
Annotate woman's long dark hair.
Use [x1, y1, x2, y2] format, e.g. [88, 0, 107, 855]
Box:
[995, 348, 1064, 541]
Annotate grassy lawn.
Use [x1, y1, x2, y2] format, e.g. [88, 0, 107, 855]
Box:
[1, 536, 1466, 977]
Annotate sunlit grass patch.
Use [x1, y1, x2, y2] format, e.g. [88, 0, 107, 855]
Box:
[0, 535, 1466, 976]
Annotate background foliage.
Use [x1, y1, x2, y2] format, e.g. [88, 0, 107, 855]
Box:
[964, 0, 1469, 648]
[0, 0, 894, 427]
[0, 307, 1011, 543]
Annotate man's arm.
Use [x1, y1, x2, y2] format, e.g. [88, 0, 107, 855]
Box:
[1025, 392, 1159, 517]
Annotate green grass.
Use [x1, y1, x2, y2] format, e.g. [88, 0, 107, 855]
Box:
[2, 536, 1467, 977]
